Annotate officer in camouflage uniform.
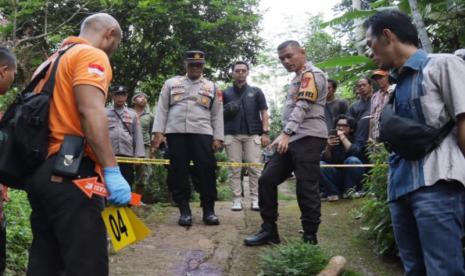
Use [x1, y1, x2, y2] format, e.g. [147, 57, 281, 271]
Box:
[107, 85, 145, 189]
[152, 50, 224, 227]
[245, 40, 327, 246]
[132, 90, 154, 197]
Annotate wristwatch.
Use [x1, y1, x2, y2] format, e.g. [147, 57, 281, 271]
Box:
[262, 130, 269, 135]
[283, 128, 294, 136]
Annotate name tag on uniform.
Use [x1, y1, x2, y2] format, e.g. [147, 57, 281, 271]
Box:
[101, 206, 151, 252]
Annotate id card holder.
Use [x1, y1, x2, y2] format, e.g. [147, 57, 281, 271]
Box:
[52, 135, 85, 177]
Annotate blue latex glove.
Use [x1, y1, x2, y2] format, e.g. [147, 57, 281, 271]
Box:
[103, 166, 131, 206]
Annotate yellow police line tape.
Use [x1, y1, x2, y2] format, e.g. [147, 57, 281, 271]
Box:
[116, 157, 383, 168]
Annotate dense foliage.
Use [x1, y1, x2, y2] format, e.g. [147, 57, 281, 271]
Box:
[359, 144, 395, 256]
[0, 0, 263, 106]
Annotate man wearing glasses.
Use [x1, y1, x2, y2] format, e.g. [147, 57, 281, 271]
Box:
[151, 50, 224, 227]
[223, 61, 269, 211]
[320, 115, 364, 201]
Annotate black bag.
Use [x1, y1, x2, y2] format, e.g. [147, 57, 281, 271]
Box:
[223, 88, 249, 121]
[0, 44, 75, 189]
[379, 94, 454, 160]
[52, 135, 85, 177]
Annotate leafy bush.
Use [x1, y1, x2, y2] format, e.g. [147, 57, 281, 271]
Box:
[4, 190, 32, 275]
[259, 240, 329, 276]
[359, 143, 396, 256]
[259, 240, 361, 276]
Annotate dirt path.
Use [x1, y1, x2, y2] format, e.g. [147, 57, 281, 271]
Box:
[110, 180, 403, 276]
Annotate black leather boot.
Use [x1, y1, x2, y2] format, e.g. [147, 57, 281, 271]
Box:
[178, 201, 192, 226]
[244, 223, 281, 246]
[302, 233, 318, 245]
[202, 203, 219, 225]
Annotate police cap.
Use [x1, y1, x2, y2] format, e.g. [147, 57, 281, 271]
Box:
[110, 85, 128, 95]
[184, 50, 205, 64]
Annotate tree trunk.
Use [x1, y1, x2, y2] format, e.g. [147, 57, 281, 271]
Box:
[408, 0, 433, 53]
[352, 0, 365, 55]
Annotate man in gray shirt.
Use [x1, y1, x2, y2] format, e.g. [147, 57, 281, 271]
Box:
[151, 50, 224, 227]
[245, 40, 327, 246]
[107, 85, 145, 188]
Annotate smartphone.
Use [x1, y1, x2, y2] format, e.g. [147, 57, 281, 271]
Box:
[329, 129, 337, 137]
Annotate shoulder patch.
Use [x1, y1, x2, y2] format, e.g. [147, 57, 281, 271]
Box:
[297, 72, 318, 102]
[88, 63, 105, 77]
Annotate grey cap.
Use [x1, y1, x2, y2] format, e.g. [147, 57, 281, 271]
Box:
[131, 92, 149, 103]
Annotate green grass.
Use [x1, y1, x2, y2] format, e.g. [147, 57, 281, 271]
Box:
[4, 190, 32, 275]
[278, 191, 296, 200]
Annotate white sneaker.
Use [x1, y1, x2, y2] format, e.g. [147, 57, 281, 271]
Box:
[327, 195, 340, 202]
[231, 198, 243, 211]
[251, 200, 259, 211]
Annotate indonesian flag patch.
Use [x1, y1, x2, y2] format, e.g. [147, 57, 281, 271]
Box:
[88, 63, 105, 77]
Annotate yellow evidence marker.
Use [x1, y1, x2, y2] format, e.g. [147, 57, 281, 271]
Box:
[101, 206, 151, 252]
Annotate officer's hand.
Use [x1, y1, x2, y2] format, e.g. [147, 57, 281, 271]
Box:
[271, 133, 290, 154]
[152, 133, 165, 150]
[212, 140, 223, 152]
[261, 134, 271, 147]
[103, 166, 131, 206]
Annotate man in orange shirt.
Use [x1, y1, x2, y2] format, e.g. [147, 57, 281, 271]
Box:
[25, 13, 129, 276]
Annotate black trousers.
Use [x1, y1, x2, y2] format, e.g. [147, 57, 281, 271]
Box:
[25, 156, 108, 276]
[259, 136, 326, 234]
[166, 134, 217, 207]
[118, 160, 134, 190]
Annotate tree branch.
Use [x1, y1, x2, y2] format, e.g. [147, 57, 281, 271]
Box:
[12, 0, 17, 48]
[16, 1, 90, 47]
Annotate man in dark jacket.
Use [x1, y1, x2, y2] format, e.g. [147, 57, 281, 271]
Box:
[320, 115, 364, 201]
[223, 61, 269, 211]
[0, 46, 16, 276]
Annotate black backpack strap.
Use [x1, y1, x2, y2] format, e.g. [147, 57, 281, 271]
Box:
[41, 43, 78, 96]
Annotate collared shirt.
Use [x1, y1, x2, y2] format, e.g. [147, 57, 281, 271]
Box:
[283, 62, 328, 143]
[33, 36, 112, 167]
[107, 105, 145, 157]
[138, 110, 154, 147]
[152, 75, 224, 141]
[388, 50, 465, 201]
[369, 84, 395, 141]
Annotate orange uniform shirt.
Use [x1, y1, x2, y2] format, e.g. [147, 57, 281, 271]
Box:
[33, 36, 113, 170]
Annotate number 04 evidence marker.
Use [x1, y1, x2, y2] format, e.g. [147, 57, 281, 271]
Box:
[72, 177, 142, 206]
[101, 206, 151, 252]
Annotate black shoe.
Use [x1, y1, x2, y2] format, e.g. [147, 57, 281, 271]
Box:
[244, 223, 281, 246]
[202, 208, 220, 225]
[178, 202, 192, 226]
[302, 233, 318, 245]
